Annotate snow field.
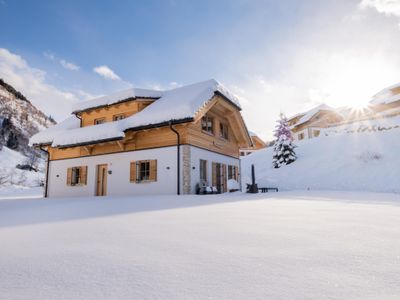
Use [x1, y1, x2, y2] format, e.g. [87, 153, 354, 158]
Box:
[0, 191, 399, 299]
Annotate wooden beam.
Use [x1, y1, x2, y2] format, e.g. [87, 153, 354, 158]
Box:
[117, 141, 125, 151]
[83, 145, 94, 155]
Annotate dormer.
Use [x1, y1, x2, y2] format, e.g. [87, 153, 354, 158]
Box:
[72, 88, 162, 127]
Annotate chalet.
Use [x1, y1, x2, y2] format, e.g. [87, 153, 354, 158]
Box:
[287, 104, 343, 141]
[370, 82, 400, 118]
[240, 131, 266, 156]
[30, 79, 252, 197]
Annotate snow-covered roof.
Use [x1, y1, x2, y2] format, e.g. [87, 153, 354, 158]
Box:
[29, 116, 81, 146]
[291, 104, 334, 127]
[72, 88, 163, 113]
[370, 82, 400, 105]
[248, 130, 258, 137]
[30, 79, 242, 147]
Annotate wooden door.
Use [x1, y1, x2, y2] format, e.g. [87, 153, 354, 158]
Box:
[212, 162, 227, 193]
[96, 164, 108, 196]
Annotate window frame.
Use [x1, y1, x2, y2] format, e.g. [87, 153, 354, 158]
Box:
[71, 167, 81, 185]
[130, 160, 157, 183]
[228, 165, 239, 181]
[94, 118, 106, 125]
[138, 160, 150, 182]
[199, 159, 207, 182]
[113, 114, 126, 121]
[67, 166, 87, 186]
[219, 122, 229, 140]
[201, 114, 214, 135]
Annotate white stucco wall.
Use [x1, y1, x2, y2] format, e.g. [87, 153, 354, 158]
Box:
[48, 147, 178, 197]
[187, 146, 239, 194]
[47, 145, 240, 197]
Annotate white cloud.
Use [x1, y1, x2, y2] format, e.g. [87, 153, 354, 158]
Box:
[43, 51, 55, 61]
[359, 0, 400, 16]
[0, 48, 84, 121]
[60, 59, 79, 71]
[93, 65, 120, 80]
[44, 52, 80, 71]
[148, 81, 182, 91]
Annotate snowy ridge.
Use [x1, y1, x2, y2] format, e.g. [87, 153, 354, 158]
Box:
[31, 79, 242, 147]
[322, 115, 400, 136]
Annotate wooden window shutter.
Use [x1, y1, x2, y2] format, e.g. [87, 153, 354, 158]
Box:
[130, 161, 137, 183]
[212, 162, 217, 186]
[67, 168, 72, 185]
[81, 166, 88, 185]
[149, 160, 157, 182]
[222, 164, 227, 192]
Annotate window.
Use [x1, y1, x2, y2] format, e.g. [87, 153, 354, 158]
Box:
[67, 166, 87, 186]
[228, 165, 239, 180]
[72, 167, 80, 185]
[130, 160, 157, 183]
[201, 114, 214, 134]
[313, 130, 320, 137]
[240, 151, 245, 156]
[113, 114, 126, 121]
[200, 159, 207, 182]
[219, 122, 229, 140]
[298, 133, 304, 140]
[94, 118, 106, 125]
[139, 161, 150, 181]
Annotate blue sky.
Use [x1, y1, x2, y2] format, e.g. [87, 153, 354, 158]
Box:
[1, 0, 400, 138]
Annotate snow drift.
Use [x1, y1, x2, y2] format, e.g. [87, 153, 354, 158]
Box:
[241, 121, 400, 193]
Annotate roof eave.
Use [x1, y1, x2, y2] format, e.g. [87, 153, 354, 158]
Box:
[72, 96, 160, 115]
[56, 136, 125, 149]
[124, 117, 194, 133]
[214, 91, 242, 111]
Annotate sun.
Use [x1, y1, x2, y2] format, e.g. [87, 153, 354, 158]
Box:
[316, 54, 398, 111]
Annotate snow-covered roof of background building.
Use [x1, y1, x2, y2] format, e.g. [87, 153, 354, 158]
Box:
[30, 79, 242, 147]
[370, 82, 400, 105]
[291, 104, 334, 127]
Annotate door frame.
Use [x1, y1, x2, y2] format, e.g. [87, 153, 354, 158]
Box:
[96, 164, 108, 196]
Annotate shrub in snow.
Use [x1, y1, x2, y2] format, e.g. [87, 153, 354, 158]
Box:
[272, 114, 296, 168]
[357, 151, 382, 163]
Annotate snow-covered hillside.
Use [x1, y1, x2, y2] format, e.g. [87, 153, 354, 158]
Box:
[0, 146, 44, 190]
[0, 79, 53, 190]
[0, 191, 399, 299]
[242, 117, 400, 193]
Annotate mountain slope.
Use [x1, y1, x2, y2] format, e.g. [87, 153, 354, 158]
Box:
[0, 78, 55, 154]
[0, 79, 55, 189]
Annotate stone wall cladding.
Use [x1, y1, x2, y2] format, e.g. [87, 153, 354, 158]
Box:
[182, 145, 191, 194]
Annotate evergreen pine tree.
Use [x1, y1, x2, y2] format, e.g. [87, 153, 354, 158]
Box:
[272, 114, 296, 168]
[6, 131, 19, 149]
